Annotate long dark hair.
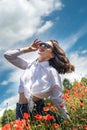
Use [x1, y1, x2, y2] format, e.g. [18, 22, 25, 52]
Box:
[49, 40, 75, 74]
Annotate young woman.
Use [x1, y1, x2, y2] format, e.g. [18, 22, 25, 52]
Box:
[4, 39, 75, 122]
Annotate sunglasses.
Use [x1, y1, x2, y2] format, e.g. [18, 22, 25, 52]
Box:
[39, 42, 52, 48]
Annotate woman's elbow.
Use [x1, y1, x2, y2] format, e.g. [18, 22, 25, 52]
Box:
[4, 52, 14, 60]
[4, 53, 9, 59]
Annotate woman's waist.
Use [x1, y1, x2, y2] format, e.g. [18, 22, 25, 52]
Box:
[19, 92, 42, 103]
[32, 96, 42, 102]
[19, 92, 28, 104]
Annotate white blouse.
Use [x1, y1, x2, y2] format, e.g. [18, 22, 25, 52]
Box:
[4, 49, 70, 119]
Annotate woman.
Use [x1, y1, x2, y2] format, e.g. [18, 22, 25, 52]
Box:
[4, 39, 74, 122]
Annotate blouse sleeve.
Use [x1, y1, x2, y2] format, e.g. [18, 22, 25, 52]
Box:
[4, 49, 29, 70]
[49, 67, 62, 89]
[50, 68, 70, 119]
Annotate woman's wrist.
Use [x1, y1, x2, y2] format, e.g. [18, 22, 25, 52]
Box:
[22, 46, 32, 53]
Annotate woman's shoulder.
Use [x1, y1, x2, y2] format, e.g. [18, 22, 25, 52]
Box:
[49, 65, 58, 74]
[27, 59, 37, 67]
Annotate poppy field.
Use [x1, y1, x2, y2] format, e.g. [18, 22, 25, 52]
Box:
[1, 81, 87, 130]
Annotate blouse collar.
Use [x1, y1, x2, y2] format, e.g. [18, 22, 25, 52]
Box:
[36, 60, 49, 67]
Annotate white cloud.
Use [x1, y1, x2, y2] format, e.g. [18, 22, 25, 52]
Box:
[80, 50, 87, 54]
[59, 25, 87, 82]
[0, 0, 63, 49]
[37, 21, 53, 34]
[0, 80, 8, 85]
[8, 69, 23, 83]
[60, 25, 87, 51]
[57, 25, 87, 83]
[61, 51, 87, 82]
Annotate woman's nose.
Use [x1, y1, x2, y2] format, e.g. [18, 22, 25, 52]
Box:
[42, 45, 45, 47]
[40, 44, 46, 48]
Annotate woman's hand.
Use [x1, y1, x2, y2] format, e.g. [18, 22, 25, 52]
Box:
[63, 113, 72, 123]
[29, 39, 41, 51]
[23, 39, 41, 53]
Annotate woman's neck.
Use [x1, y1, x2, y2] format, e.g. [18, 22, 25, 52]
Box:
[38, 56, 50, 62]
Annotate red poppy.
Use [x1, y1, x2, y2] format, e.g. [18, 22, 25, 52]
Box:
[21, 119, 26, 124]
[83, 125, 87, 130]
[60, 103, 64, 108]
[53, 123, 60, 129]
[23, 113, 30, 119]
[35, 114, 42, 121]
[2, 123, 12, 130]
[80, 100, 84, 107]
[43, 106, 49, 112]
[14, 125, 23, 130]
[47, 102, 52, 106]
[50, 106, 57, 111]
[25, 122, 31, 130]
[71, 106, 76, 112]
[45, 114, 54, 121]
[14, 119, 23, 126]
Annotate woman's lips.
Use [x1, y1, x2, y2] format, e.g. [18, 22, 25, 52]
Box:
[39, 48, 45, 52]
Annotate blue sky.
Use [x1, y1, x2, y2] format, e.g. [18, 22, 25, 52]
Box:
[0, 0, 87, 117]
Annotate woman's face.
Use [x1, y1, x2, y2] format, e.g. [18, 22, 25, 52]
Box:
[38, 41, 54, 60]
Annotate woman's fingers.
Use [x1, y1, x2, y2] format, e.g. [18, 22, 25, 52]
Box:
[33, 39, 41, 45]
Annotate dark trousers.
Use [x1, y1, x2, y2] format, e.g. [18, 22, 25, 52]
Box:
[16, 103, 28, 119]
[16, 100, 45, 120]
[16, 100, 62, 124]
